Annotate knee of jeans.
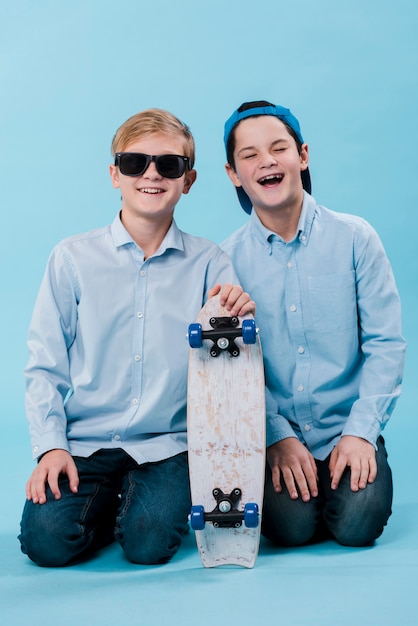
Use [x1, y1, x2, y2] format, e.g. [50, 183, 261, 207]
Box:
[120, 535, 181, 565]
[262, 499, 319, 547]
[329, 520, 379, 547]
[19, 510, 85, 567]
[117, 522, 183, 565]
[325, 496, 392, 547]
[262, 516, 317, 547]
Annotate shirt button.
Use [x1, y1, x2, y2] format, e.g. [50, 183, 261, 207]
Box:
[301, 235, 307, 242]
[114, 434, 121, 441]
[132, 398, 139, 405]
[134, 354, 141, 361]
[290, 304, 297, 312]
[304, 424, 311, 432]
[287, 261, 293, 269]
[33, 446, 39, 453]
[298, 346, 305, 354]
[140, 270, 146, 277]
[297, 384, 304, 392]
[137, 311, 143, 318]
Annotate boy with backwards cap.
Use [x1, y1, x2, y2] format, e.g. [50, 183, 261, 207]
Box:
[222, 100, 406, 547]
[19, 108, 254, 567]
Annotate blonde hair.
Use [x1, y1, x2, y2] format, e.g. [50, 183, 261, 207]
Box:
[111, 108, 195, 167]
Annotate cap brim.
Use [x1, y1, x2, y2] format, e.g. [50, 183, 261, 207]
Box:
[236, 187, 253, 215]
[302, 168, 311, 195]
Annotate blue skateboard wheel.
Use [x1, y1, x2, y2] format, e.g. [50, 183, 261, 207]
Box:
[190, 505, 205, 530]
[244, 503, 259, 528]
[188, 323, 203, 348]
[241, 319, 257, 344]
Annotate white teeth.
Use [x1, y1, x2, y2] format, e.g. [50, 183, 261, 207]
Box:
[260, 174, 283, 183]
[140, 188, 163, 194]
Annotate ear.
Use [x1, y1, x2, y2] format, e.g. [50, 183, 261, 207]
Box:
[300, 143, 309, 172]
[225, 163, 242, 188]
[109, 164, 120, 189]
[182, 169, 197, 195]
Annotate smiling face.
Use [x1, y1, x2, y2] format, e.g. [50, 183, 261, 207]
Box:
[109, 132, 196, 226]
[226, 116, 309, 223]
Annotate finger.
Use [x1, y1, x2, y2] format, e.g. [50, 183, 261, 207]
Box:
[29, 468, 48, 504]
[30, 482, 46, 505]
[349, 460, 361, 492]
[221, 285, 241, 310]
[270, 464, 283, 493]
[281, 468, 299, 500]
[67, 463, 80, 494]
[207, 284, 221, 299]
[26, 478, 33, 501]
[305, 459, 319, 498]
[309, 455, 319, 481]
[231, 296, 255, 317]
[330, 458, 345, 490]
[328, 449, 337, 476]
[358, 461, 370, 490]
[218, 283, 233, 306]
[358, 454, 376, 489]
[47, 470, 62, 501]
[293, 466, 314, 502]
[368, 455, 377, 484]
[36, 486, 48, 504]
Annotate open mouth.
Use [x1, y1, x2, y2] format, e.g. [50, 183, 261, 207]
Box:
[258, 174, 284, 186]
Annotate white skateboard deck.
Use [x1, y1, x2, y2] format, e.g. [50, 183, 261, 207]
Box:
[187, 295, 265, 568]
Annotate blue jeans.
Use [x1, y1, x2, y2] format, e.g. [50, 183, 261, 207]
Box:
[262, 437, 393, 547]
[19, 449, 191, 567]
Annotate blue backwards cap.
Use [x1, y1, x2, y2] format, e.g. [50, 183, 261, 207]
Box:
[224, 102, 311, 214]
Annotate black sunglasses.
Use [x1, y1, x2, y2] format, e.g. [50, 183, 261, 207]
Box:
[114, 152, 191, 179]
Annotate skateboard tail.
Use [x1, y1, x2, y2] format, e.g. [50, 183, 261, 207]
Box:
[195, 525, 261, 568]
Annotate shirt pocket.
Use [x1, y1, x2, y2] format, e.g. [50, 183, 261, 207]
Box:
[308, 271, 357, 333]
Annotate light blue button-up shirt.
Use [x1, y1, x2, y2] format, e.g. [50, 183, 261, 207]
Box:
[25, 214, 238, 463]
[222, 192, 406, 460]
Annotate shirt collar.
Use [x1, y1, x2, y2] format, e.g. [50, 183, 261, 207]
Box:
[248, 191, 317, 248]
[110, 212, 185, 254]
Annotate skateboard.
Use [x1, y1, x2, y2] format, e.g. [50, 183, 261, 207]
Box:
[187, 294, 265, 568]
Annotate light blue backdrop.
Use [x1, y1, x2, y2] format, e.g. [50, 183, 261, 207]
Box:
[1, 0, 416, 509]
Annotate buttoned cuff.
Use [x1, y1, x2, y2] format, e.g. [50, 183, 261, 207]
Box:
[31, 431, 70, 461]
[341, 411, 382, 450]
[266, 413, 298, 447]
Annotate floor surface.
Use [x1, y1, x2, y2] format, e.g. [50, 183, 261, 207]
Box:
[2, 489, 417, 625]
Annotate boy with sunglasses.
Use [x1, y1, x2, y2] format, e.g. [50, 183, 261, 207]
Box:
[221, 100, 406, 547]
[19, 108, 254, 566]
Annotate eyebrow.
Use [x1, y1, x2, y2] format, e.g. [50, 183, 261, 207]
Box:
[237, 137, 290, 156]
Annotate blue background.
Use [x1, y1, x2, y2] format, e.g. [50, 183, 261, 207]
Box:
[1, 2, 417, 624]
[1, 0, 417, 588]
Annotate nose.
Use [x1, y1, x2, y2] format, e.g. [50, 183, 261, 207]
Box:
[259, 152, 278, 168]
[143, 159, 161, 178]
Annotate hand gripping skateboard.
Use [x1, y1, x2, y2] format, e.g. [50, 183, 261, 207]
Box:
[187, 295, 265, 568]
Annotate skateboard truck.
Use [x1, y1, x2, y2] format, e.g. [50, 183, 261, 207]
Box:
[190, 489, 259, 530]
[209, 488, 244, 527]
[208, 317, 241, 357]
[188, 316, 257, 357]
